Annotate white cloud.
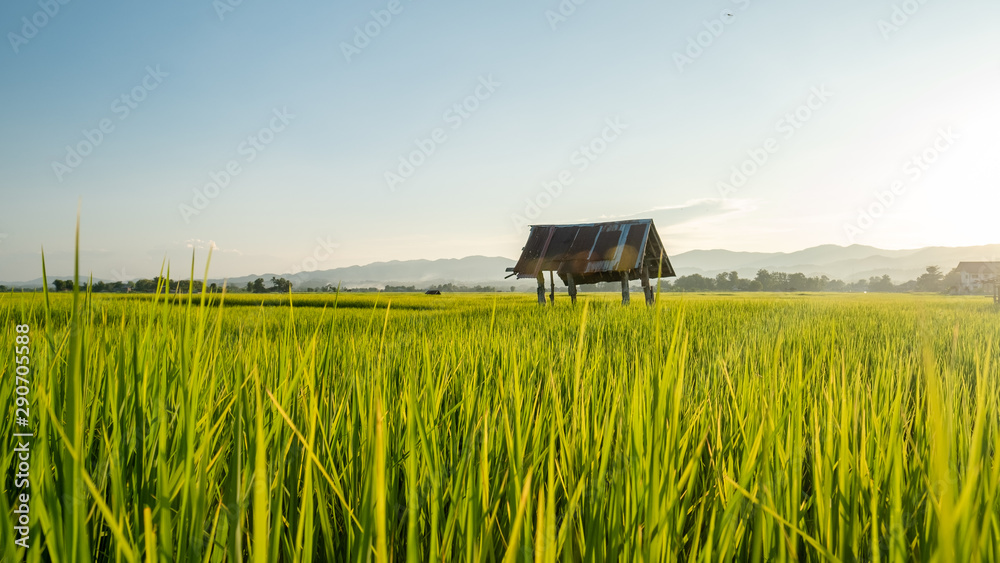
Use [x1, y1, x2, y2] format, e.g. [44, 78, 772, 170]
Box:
[183, 239, 242, 255]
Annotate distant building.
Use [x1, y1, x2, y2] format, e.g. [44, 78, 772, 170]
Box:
[506, 219, 675, 305]
[956, 262, 1000, 292]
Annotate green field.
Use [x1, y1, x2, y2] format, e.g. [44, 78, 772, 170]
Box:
[2, 286, 999, 561]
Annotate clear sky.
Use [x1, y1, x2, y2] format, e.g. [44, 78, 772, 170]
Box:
[1, 0, 998, 281]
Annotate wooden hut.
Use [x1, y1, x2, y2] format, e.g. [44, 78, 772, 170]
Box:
[506, 219, 675, 305]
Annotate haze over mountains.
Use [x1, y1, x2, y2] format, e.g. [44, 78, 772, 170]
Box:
[222, 243, 1000, 289]
[8, 244, 998, 289]
[672, 244, 1000, 282]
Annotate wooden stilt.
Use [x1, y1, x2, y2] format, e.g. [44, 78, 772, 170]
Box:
[655, 249, 664, 304]
[568, 273, 577, 305]
[620, 272, 630, 305]
[549, 271, 555, 305]
[640, 265, 653, 306]
[536, 273, 546, 305]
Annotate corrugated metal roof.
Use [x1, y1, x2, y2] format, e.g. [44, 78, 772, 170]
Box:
[957, 262, 1000, 275]
[509, 219, 675, 284]
[958, 262, 1000, 278]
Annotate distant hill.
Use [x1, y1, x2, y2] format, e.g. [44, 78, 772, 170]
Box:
[221, 255, 519, 290]
[5, 244, 999, 289]
[229, 244, 1000, 289]
[672, 244, 1000, 282]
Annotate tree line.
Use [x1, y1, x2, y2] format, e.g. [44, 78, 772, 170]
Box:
[663, 266, 961, 293]
[48, 278, 210, 293]
[245, 277, 292, 293]
[42, 276, 296, 294]
[27, 265, 982, 295]
[384, 283, 502, 293]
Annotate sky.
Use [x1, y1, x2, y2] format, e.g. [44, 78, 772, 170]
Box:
[1, 0, 999, 281]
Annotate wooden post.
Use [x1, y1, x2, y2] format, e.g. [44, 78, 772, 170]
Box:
[640, 265, 653, 306]
[995, 282, 999, 305]
[620, 272, 630, 305]
[536, 273, 546, 305]
[567, 273, 577, 305]
[549, 271, 555, 305]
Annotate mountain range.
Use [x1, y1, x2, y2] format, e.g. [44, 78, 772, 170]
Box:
[670, 244, 1000, 282]
[5, 244, 999, 289]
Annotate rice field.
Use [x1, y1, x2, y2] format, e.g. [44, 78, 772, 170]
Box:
[2, 273, 999, 561]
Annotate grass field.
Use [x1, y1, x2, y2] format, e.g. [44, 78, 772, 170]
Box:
[2, 278, 999, 561]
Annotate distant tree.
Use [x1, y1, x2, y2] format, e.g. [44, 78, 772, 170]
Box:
[715, 272, 732, 291]
[134, 279, 157, 292]
[771, 272, 789, 291]
[734, 273, 756, 291]
[916, 266, 944, 292]
[754, 269, 772, 290]
[168, 280, 203, 293]
[868, 274, 894, 293]
[270, 277, 292, 293]
[423, 283, 498, 293]
[788, 272, 808, 291]
[941, 267, 961, 293]
[672, 274, 715, 292]
[251, 278, 266, 293]
[825, 278, 846, 292]
[209, 283, 218, 293]
[385, 285, 417, 292]
[714, 271, 741, 291]
[845, 278, 868, 292]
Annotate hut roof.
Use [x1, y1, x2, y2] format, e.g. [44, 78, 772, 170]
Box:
[956, 262, 1000, 276]
[508, 219, 675, 285]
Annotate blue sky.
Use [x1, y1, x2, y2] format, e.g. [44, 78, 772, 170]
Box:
[1, 0, 998, 281]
